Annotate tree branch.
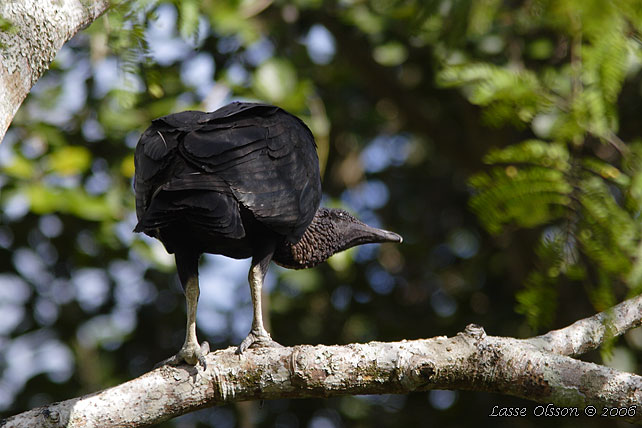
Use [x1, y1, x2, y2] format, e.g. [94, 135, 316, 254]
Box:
[4, 295, 642, 427]
[528, 293, 642, 356]
[0, 0, 112, 142]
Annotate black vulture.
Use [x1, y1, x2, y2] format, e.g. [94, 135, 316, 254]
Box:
[134, 102, 402, 366]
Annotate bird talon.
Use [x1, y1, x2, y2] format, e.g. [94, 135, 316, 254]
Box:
[198, 341, 210, 370]
[236, 331, 283, 354]
[154, 356, 176, 369]
[154, 341, 210, 368]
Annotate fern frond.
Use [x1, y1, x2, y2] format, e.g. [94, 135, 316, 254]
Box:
[470, 166, 571, 234]
[583, 28, 630, 104]
[581, 157, 629, 186]
[483, 139, 570, 171]
[516, 271, 558, 330]
[577, 177, 637, 274]
[174, 0, 201, 40]
[437, 63, 550, 126]
[537, 226, 581, 274]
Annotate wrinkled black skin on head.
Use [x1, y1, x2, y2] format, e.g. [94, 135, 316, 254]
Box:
[273, 207, 401, 269]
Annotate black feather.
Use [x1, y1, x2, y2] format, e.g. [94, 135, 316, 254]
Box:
[134, 102, 322, 253]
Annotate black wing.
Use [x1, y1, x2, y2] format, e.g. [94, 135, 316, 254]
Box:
[134, 102, 322, 243]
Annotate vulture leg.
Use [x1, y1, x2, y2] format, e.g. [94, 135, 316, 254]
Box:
[157, 251, 210, 367]
[237, 244, 283, 354]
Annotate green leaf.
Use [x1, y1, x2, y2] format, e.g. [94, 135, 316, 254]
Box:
[470, 166, 572, 234]
[582, 157, 629, 186]
[467, 0, 501, 36]
[373, 42, 408, 66]
[177, 0, 200, 39]
[483, 140, 570, 171]
[528, 39, 554, 60]
[209, 3, 259, 43]
[24, 184, 117, 221]
[47, 146, 91, 176]
[2, 155, 34, 179]
[254, 58, 297, 103]
[577, 176, 637, 274]
[345, 5, 385, 35]
[280, 269, 321, 293]
[437, 63, 548, 126]
[327, 247, 355, 272]
[516, 271, 558, 330]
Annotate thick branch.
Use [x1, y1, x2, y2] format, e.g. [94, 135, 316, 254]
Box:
[3, 322, 642, 427]
[528, 293, 642, 356]
[0, 0, 111, 142]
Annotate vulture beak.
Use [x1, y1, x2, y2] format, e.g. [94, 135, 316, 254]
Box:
[358, 224, 403, 244]
[341, 218, 403, 249]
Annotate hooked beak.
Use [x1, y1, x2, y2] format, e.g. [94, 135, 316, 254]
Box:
[350, 222, 403, 246]
[369, 227, 403, 244]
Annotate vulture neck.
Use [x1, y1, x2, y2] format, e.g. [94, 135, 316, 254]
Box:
[273, 207, 402, 269]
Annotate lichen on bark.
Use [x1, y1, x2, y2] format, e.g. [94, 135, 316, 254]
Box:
[0, 0, 111, 141]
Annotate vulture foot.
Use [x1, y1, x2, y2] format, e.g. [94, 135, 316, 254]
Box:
[155, 341, 210, 369]
[236, 330, 283, 354]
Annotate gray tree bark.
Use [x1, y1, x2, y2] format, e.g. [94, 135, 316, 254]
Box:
[3, 294, 642, 427]
[0, 0, 111, 142]
[2, 1, 642, 426]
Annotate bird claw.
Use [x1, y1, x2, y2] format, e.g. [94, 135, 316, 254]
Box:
[236, 330, 283, 354]
[155, 341, 210, 369]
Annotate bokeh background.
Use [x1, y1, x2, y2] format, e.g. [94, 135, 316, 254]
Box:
[2, 0, 642, 426]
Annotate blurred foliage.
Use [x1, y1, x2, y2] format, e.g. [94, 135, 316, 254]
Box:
[3, 0, 642, 427]
[449, 0, 642, 330]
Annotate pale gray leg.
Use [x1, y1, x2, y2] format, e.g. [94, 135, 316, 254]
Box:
[177, 275, 210, 365]
[237, 249, 282, 354]
[156, 252, 210, 368]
